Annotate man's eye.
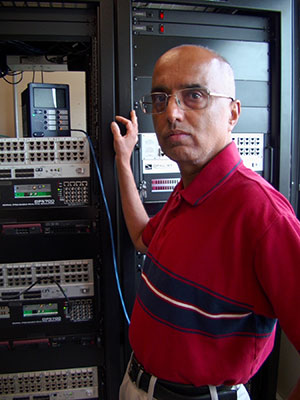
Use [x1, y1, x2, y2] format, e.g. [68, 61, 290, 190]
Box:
[186, 90, 204, 100]
[152, 94, 166, 103]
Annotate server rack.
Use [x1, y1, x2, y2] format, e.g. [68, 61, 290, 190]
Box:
[115, 1, 296, 399]
[0, 1, 122, 400]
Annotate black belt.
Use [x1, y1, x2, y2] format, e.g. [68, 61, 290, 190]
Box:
[128, 355, 237, 400]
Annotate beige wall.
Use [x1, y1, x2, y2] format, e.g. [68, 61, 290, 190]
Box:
[0, 70, 86, 137]
[0, 77, 15, 136]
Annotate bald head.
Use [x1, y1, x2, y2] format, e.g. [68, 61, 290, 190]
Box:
[149, 44, 241, 184]
[152, 45, 236, 99]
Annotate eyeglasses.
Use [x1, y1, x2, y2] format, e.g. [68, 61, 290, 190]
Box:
[139, 87, 235, 115]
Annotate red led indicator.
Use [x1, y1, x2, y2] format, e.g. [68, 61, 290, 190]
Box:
[159, 11, 164, 20]
[159, 24, 164, 33]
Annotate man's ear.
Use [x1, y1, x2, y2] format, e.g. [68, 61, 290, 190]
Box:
[228, 100, 241, 131]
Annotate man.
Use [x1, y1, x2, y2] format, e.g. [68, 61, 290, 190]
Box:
[111, 45, 300, 400]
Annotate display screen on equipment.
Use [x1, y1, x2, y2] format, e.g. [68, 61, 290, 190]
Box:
[23, 303, 58, 317]
[33, 87, 66, 108]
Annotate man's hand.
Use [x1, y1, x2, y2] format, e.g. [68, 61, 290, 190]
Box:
[111, 110, 138, 165]
[110, 110, 149, 253]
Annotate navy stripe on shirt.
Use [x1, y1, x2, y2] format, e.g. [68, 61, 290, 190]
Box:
[138, 254, 276, 338]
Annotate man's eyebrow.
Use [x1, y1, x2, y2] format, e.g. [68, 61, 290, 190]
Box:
[151, 85, 168, 93]
[184, 84, 207, 89]
[151, 84, 206, 93]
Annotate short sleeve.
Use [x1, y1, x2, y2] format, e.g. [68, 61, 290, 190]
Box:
[254, 214, 300, 352]
[142, 208, 165, 247]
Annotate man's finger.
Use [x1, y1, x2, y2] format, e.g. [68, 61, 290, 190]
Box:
[111, 121, 121, 137]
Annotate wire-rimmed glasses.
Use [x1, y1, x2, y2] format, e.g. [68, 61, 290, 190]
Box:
[139, 87, 235, 115]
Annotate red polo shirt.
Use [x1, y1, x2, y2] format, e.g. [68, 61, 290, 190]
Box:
[129, 141, 300, 386]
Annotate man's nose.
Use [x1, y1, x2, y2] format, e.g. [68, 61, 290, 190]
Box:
[165, 95, 184, 122]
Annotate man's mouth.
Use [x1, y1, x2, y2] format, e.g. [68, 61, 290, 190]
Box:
[167, 130, 190, 140]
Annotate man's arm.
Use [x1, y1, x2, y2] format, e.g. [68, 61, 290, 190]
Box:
[111, 110, 149, 253]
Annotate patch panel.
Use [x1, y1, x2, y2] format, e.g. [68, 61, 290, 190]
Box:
[232, 133, 264, 172]
[66, 299, 94, 322]
[0, 136, 89, 180]
[0, 366, 98, 400]
[0, 259, 94, 301]
[0, 137, 88, 163]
